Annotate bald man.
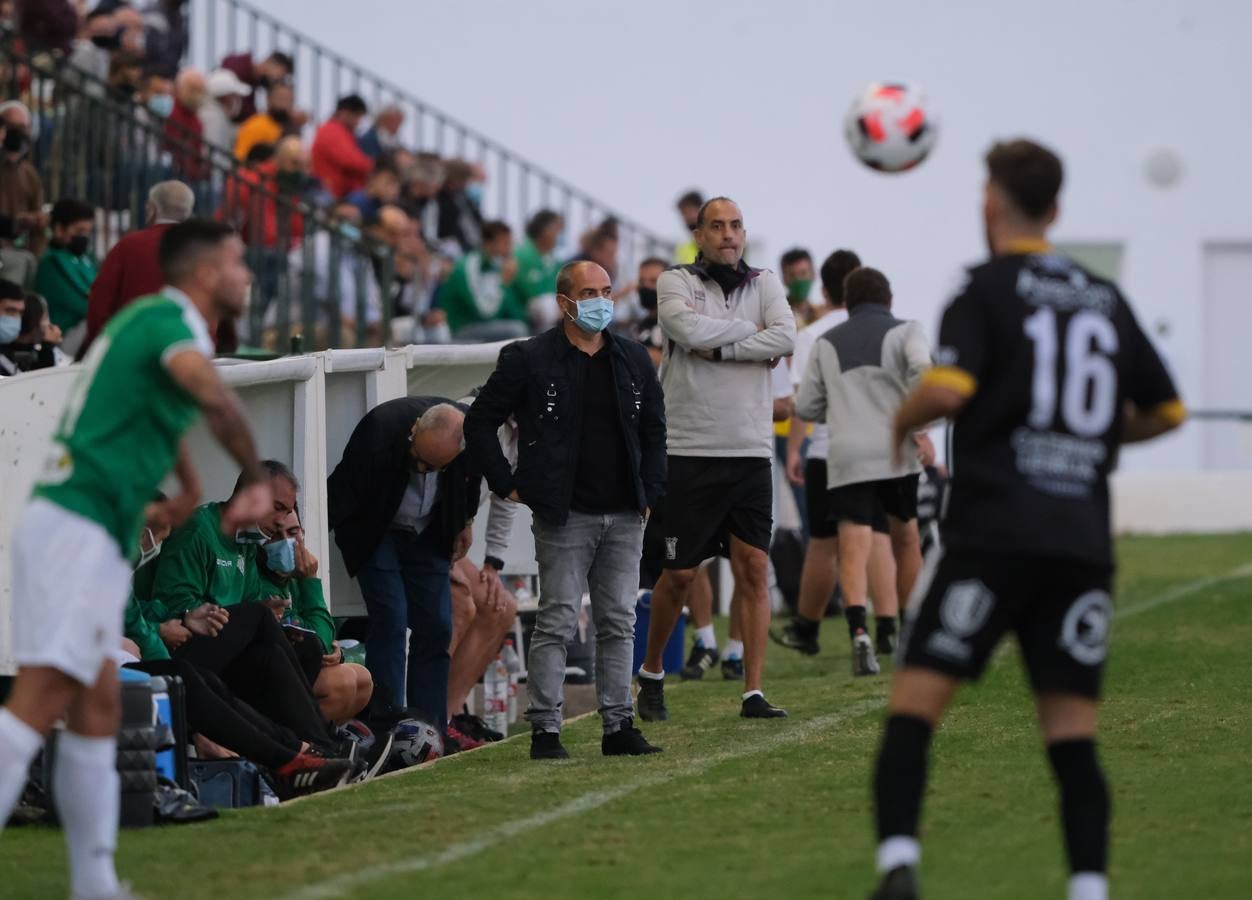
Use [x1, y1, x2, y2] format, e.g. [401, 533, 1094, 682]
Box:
[328, 399, 481, 736]
[165, 69, 210, 183]
[466, 260, 667, 760]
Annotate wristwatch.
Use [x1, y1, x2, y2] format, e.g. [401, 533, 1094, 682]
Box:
[483, 555, 505, 572]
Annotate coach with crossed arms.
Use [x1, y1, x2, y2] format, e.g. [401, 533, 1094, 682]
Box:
[466, 260, 667, 760]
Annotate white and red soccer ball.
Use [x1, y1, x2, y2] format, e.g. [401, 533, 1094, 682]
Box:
[844, 82, 938, 173]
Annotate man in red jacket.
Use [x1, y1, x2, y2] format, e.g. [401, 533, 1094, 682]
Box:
[164, 69, 209, 184]
[80, 181, 195, 356]
[311, 94, 374, 200]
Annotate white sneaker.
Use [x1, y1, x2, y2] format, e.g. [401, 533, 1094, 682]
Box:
[852, 632, 881, 677]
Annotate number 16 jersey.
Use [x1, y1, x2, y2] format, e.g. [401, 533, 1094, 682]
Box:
[924, 246, 1183, 567]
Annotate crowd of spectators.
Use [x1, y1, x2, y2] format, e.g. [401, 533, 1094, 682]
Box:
[0, 0, 679, 354]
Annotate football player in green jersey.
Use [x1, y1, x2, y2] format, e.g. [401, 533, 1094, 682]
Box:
[0, 219, 272, 899]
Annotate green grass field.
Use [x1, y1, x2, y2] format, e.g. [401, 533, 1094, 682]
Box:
[4, 534, 1250, 900]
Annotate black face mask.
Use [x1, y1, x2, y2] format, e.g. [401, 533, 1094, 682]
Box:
[269, 109, 291, 126]
[637, 286, 658, 311]
[65, 235, 91, 257]
[116, 83, 138, 98]
[275, 171, 304, 193]
[3, 129, 28, 155]
[92, 34, 122, 50]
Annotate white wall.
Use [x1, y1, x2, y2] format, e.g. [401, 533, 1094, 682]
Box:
[250, 0, 1252, 472]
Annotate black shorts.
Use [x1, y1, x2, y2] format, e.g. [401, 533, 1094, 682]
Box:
[900, 549, 1114, 699]
[827, 474, 919, 528]
[644, 456, 773, 570]
[805, 460, 888, 538]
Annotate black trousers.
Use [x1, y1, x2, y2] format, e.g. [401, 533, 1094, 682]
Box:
[173, 602, 332, 747]
[128, 658, 302, 769]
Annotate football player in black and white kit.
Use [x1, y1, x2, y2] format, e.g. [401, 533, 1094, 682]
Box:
[868, 140, 1185, 900]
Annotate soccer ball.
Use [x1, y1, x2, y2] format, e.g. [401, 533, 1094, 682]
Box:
[391, 718, 444, 767]
[843, 82, 937, 173]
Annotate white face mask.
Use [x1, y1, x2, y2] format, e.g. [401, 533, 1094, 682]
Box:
[138, 528, 163, 568]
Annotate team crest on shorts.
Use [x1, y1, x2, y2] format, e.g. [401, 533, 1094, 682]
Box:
[1059, 590, 1112, 665]
[939, 580, 995, 637]
[664, 537, 678, 561]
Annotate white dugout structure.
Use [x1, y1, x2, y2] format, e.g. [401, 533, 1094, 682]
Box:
[2, 346, 1251, 674]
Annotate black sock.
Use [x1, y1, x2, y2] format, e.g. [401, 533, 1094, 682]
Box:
[1047, 738, 1110, 874]
[877, 616, 898, 640]
[845, 605, 867, 637]
[874, 714, 934, 842]
[793, 615, 820, 637]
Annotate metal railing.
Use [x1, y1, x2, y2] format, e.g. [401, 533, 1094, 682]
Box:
[3, 30, 407, 351]
[185, 0, 674, 269]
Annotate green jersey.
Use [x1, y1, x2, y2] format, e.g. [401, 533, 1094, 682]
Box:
[124, 591, 170, 662]
[33, 289, 213, 559]
[257, 567, 336, 654]
[147, 501, 263, 621]
[507, 239, 560, 311]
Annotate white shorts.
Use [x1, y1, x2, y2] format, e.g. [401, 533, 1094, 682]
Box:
[12, 498, 133, 685]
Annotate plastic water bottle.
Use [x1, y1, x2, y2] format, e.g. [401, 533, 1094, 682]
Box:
[483, 655, 509, 737]
[501, 638, 522, 723]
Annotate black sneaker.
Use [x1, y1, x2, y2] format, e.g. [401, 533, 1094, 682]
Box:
[636, 675, 669, 721]
[721, 657, 744, 680]
[852, 632, 881, 677]
[452, 710, 504, 743]
[680, 643, 719, 680]
[876, 629, 898, 657]
[273, 751, 354, 799]
[740, 693, 788, 718]
[530, 730, 569, 760]
[602, 719, 663, 756]
[868, 865, 919, 900]
[770, 619, 821, 656]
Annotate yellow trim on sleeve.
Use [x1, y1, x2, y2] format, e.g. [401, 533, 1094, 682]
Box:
[1002, 239, 1052, 255]
[1153, 398, 1187, 426]
[922, 366, 978, 397]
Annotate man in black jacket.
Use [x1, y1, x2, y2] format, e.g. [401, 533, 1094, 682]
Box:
[327, 397, 479, 733]
[466, 261, 666, 760]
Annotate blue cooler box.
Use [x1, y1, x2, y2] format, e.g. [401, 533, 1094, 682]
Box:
[632, 590, 686, 675]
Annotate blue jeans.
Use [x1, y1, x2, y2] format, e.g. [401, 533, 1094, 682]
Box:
[356, 528, 452, 728]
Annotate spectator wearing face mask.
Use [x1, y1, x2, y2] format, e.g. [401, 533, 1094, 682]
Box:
[234, 81, 298, 162]
[630, 256, 668, 368]
[34, 198, 97, 354]
[311, 94, 374, 200]
[200, 68, 249, 155]
[0, 101, 44, 255]
[508, 209, 564, 332]
[438, 220, 527, 342]
[0, 278, 26, 375]
[0, 290, 65, 375]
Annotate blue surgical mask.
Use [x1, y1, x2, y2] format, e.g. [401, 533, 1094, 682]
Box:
[0, 315, 19, 343]
[264, 537, 297, 574]
[148, 94, 174, 118]
[465, 183, 483, 205]
[564, 297, 614, 334]
[339, 223, 362, 243]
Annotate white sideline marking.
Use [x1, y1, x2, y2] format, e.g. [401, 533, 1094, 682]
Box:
[1115, 563, 1252, 622]
[281, 697, 887, 900]
[281, 561, 1252, 899]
